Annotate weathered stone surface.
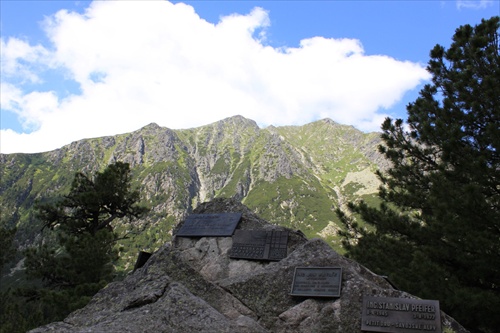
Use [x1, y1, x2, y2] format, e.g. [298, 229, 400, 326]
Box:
[29, 198, 469, 333]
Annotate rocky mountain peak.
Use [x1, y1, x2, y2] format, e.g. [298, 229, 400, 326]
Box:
[141, 122, 161, 130]
[29, 198, 468, 333]
[218, 115, 260, 129]
[320, 118, 338, 125]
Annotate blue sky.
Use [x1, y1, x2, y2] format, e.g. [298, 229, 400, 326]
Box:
[1, 0, 498, 153]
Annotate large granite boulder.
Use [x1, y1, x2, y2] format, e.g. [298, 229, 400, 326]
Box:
[29, 198, 468, 333]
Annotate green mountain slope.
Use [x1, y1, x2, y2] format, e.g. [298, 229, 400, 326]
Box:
[0, 115, 386, 279]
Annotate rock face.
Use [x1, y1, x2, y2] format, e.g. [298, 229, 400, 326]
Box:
[29, 198, 468, 333]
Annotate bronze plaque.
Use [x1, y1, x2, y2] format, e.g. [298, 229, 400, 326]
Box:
[361, 296, 441, 333]
[133, 251, 152, 271]
[176, 213, 242, 237]
[290, 267, 342, 297]
[230, 230, 288, 261]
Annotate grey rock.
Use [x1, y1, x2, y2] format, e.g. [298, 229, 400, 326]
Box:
[29, 198, 468, 333]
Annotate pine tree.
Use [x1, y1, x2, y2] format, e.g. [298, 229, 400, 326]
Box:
[0, 224, 16, 273]
[338, 16, 499, 333]
[20, 162, 148, 328]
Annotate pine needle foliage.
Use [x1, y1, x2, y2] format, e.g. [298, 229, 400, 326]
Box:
[0, 224, 16, 273]
[338, 16, 499, 333]
[12, 162, 148, 331]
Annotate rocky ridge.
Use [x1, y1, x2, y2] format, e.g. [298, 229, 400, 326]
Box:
[29, 198, 468, 333]
[1, 116, 390, 280]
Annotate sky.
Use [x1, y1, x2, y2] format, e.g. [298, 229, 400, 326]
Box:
[1, 0, 498, 153]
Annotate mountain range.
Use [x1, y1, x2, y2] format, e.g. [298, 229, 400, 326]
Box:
[0, 115, 388, 279]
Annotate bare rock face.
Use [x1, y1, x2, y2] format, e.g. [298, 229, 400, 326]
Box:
[29, 198, 468, 333]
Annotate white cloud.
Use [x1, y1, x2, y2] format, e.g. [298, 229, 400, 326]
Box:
[456, 0, 495, 9]
[0, 37, 50, 83]
[0, 1, 430, 154]
[0, 83, 23, 113]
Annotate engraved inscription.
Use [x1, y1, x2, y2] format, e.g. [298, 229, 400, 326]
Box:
[230, 230, 289, 261]
[176, 213, 242, 237]
[361, 296, 442, 333]
[290, 267, 342, 297]
[231, 243, 265, 258]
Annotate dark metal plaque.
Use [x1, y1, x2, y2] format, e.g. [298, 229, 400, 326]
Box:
[176, 213, 242, 237]
[290, 267, 342, 297]
[361, 296, 441, 333]
[230, 230, 289, 261]
[133, 251, 152, 271]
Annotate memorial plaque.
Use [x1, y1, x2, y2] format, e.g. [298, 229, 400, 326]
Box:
[230, 230, 289, 261]
[361, 296, 441, 333]
[290, 267, 342, 297]
[176, 213, 242, 237]
[133, 251, 152, 271]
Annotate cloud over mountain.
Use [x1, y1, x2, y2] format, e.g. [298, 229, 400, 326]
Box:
[0, 1, 430, 153]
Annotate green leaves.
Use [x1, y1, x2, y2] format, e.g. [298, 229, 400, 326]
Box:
[29, 162, 148, 285]
[18, 162, 148, 331]
[340, 16, 500, 333]
[0, 224, 16, 272]
[36, 162, 148, 236]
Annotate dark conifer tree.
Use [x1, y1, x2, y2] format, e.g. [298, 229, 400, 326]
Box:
[20, 162, 148, 328]
[0, 224, 16, 273]
[338, 16, 499, 333]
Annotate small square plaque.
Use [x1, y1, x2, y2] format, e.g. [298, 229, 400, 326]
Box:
[133, 251, 152, 271]
[230, 230, 289, 261]
[361, 296, 441, 333]
[290, 267, 342, 297]
[176, 213, 242, 237]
